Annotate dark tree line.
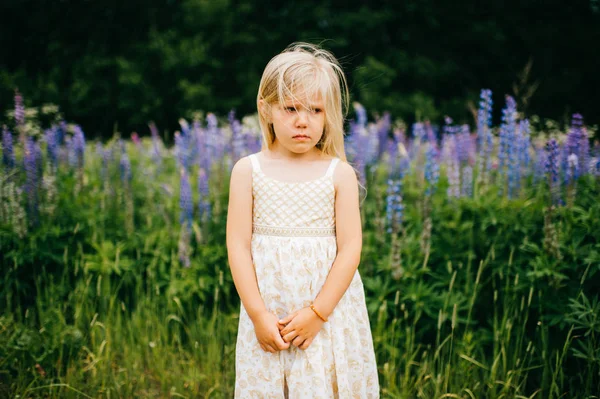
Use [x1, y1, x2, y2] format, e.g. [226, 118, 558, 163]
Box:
[1, 0, 599, 139]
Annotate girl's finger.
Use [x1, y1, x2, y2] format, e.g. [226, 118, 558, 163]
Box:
[291, 336, 304, 347]
[280, 323, 293, 336]
[264, 343, 277, 353]
[282, 330, 297, 343]
[278, 311, 298, 325]
[299, 338, 312, 350]
[273, 334, 290, 350]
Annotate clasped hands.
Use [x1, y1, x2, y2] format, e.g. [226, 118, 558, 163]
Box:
[253, 306, 325, 353]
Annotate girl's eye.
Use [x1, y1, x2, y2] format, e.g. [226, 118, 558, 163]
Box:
[285, 107, 296, 113]
[311, 108, 322, 114]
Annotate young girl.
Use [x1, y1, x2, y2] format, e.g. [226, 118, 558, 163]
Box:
[226, 42, 379, 398]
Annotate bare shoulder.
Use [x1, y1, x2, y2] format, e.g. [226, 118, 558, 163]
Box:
[230, 155, 253, 179]
[228, 156, 254, 195]
[333, 160, 358, 192]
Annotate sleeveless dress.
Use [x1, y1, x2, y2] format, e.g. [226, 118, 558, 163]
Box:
[234, 153, 380, 399]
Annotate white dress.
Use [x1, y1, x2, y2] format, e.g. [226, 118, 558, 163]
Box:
[235, 153, 380, 399]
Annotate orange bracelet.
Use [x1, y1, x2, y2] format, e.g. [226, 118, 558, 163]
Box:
[310, 304, 328, 322]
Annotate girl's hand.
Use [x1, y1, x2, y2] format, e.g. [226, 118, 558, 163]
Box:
[252, 311, 291, 353]
[278, 307, 325, 350]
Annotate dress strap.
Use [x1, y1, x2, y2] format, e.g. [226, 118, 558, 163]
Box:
[249, 154, 262, 173]
[325, 158, 340, 178]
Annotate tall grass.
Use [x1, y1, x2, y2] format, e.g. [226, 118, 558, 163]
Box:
[1, 101, 599, 397]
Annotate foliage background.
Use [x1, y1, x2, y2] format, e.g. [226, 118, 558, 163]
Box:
[1, 0, 600, 138]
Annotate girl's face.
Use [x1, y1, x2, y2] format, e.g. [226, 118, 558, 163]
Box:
[264, 94, 326, 155]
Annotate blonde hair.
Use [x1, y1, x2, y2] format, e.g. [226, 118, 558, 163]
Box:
[256, 42, 350, 161]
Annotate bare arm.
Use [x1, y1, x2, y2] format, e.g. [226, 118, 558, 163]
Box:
[312, 161, 362, 319]
[226, 157, 267, 321]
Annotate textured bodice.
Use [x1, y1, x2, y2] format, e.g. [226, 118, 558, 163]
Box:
[249, 153, 339, 237]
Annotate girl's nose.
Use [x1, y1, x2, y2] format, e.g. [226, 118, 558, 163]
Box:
[295, 110, 309, 126]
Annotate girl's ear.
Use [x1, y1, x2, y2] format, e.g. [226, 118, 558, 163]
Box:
[258, 99, 272, 123]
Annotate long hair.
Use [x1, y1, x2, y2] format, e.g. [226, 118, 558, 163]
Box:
[256, 42, 350, 161]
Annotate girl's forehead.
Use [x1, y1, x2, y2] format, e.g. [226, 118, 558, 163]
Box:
[281, 92, 324, 105]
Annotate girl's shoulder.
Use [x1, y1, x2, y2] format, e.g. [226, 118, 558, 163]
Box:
[230, 155, 254, 180]
[332, 159, 355, 181]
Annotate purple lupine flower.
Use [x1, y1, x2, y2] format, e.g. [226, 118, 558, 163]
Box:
[477, 89, 493, 151]
[424, 121, 438, 148]
[386, 179, 404, 234]
[507, 123, 521, 199]
[545, 139, 562, 206]
[393, 126, 407, 149]
[483, 122, 494, 180]
[174, 132, 187, 170]
[476, 89, 494, 185]
[194, 120, 210, 172]
[206, 112, 218, 129]
[376, 112, 392, 158]
[566, 154, 579, 186]
[447, 151, 460, 199]
[518, 120, 531, 171]
[148, 121, 162, 163]
[461, 165, 473, 198]
[57, 120, 67, 145]
[176, 119, 195, 171]
[34, 138, 43, 178]
[66, 135, 76, 168]
[560, 143, 570, 186]
[206, 113, 224, 167]
[24, 137, 40, 223]
[413, 122, 426, 142]
[14, 89, 25, 127]
[345, 130, 367, 187]
[456, 125, 473, 165]
[179, 118, 191, 137]
[424, 144, 439, 196]
[439, 131, 453, 165]
[120, 152, 132, 183]
[197, 167, 211, 222]
[566, 116, 580, 180]
[101, 147, 112, 184]
[229, 110, 245, 162]
[190, 120, 201, 166]
[365, 125, 380, 166]
[178, 169, 193, 268]
[353, 102, 367, 129]
[2, 127, 15, 169]
[207, 116, 221, 162]
[566, 114, 590, 177]
[180, 169, 193, 227]
[499, 95, 518, 197]
[509, 119, 531, 198]
[45, 127, 60, 168]
[245, 129, 261, 155]
[386, 138, 399, 173]
[498, 96, 517, 174]
[72, 125, 86, 171]
[442, 117, 456, 136]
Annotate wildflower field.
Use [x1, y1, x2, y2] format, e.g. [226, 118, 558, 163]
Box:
[1, 90, 599, 398]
